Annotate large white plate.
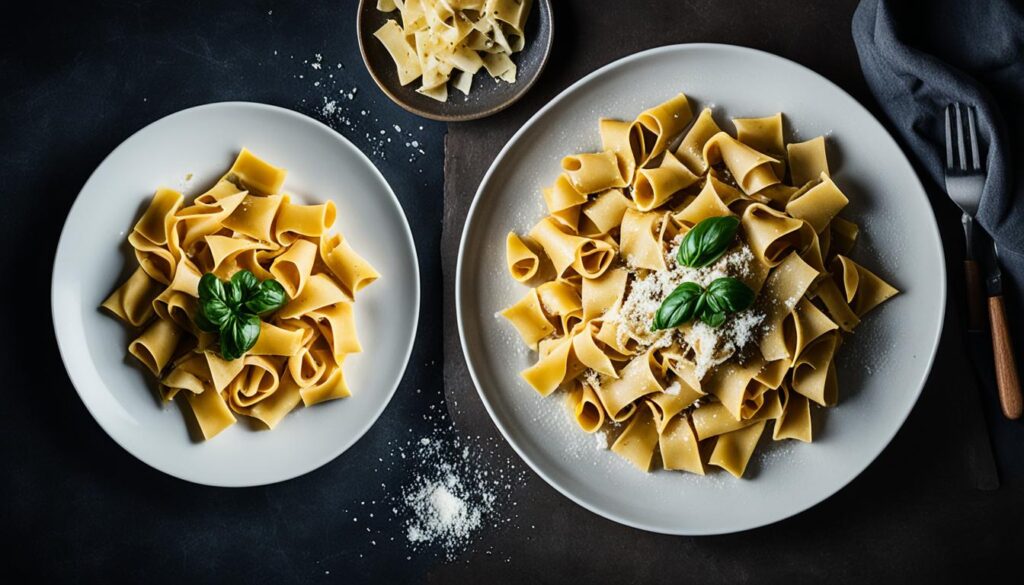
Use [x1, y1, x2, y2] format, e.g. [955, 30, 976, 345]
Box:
[456, 45, 945, 534]
[53, 102, 419, 487]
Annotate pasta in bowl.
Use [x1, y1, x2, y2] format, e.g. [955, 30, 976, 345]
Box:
[499, 94, 898, 478]
[101, 149, 379, 441]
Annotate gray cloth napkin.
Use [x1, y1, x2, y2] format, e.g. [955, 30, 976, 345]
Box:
[853, 0, 1024, 476]
[852, 0, 1024, 307]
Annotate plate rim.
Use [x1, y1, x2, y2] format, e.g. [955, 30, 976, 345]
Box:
[51, 100, 421, 488]
[455, 43, 947, 535]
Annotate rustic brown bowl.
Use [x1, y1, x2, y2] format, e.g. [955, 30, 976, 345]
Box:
[357, 0, 553, 122]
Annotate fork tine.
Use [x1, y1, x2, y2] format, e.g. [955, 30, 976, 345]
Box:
[967, 106, 981, 171]
[945, 105, 954, 170]
[955, 103, 967, 171]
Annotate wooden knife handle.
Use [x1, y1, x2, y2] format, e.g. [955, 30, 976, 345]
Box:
[989, 295, 1023, 419]
[964, 260, 986, 332]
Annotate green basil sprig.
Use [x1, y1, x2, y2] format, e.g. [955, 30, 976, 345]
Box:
[678, 216, 740, 268]
[195, 270, 289, 361]
[652, 276, 755, 331]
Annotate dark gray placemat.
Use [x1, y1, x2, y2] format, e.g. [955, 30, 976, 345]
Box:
[440, 0, 1018, 581]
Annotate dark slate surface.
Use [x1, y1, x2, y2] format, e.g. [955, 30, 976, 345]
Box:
[1, 1, 1021, 584]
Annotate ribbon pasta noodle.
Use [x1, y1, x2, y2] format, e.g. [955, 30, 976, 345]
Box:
[373, 0, 534, 102]
[499, 93, 899, 478]
[101, 149, 379, 441]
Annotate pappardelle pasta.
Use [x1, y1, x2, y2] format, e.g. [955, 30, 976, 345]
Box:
[500, 94, 898, 478]
[373, 0, 533, 102]
[101, 149, 379, 440]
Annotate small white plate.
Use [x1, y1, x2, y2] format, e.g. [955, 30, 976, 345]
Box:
[53, 102, 419, 487]
[457, 45, 946, 534]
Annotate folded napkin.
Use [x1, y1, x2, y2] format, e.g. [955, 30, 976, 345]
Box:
[853, 0, 1024, 477]
[852, 0, 1024, 302]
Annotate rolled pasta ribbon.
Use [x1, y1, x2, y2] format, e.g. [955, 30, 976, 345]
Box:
[528, 217, 615, 279]
[781, 298, 838, 366]
[250, 321, 305, 356]
[184, 385, 236, 440]
[536, 280, 583, 335]
[703, 132, 781, 195]
[541, 173, 587, 215]
[500, 288, 556, 349]
[709, 419, 768, 478]
[831, 255, 899, 317]
[204, 350, 247, 392]
[673, 175, 743, 227]
[599, 118, 643, 184]
[785, 173, 849, 233]
[757, 252, 820, 362]
[274, 197, 337, 245]
[633, 150, 700, 211]
[221, 194, 284, 244]
[570, 322, 618, 377]
[569, 380, 606, 433]
[659, 414, 705, 474]
[774, 382, 813, 442]
[632, 93, 693, 166]
[520, 335, 585, 396]
[269, 238, 318, 297]
[227, 355, 282, 411]
[161, 353, 210, 401]
[594, 350, 664, 420]
[704, 355, 767, 421]
[278, 273, 351, 319]
[581, 267, 627, 322]
[247, 371, 303, 430]
[288, 343, 330, 388]
[129, 188, 184, 284]
[619, 209, 671, 271]
[561, 151, 626, 194]
[740, 203, 816, 267]
[308, 302, 362, 360]
[787, 136, 830, 186]
[224, 147, 287, 196]
[791, 332, 839, 406]
[204, 235, 272, 277]
[675, 107, 722, 175]
[647, 380, 703, 432]
[610, 402, 661, 471]
[320, 232, 381, 298]
[129, 318, 183, 376]
[733, 113, 785, 178]
[830, 217, 859, 257]
[813, 277, 861, 332]
[505, 232, 541, 282]
[298, 351, 351, 406]
[152, 288, 197, 333]
[582, 188, 632, 236]
[101, 266, 163, 327]
[176, 190, 248, 255]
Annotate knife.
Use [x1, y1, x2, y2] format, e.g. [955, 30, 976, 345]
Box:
[981, 240, 1023, 419]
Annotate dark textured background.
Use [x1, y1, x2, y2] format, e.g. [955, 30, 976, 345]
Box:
[2, 1, 1021, 584]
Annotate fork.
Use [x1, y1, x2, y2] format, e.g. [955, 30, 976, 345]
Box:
[944, 103, 1023, 420]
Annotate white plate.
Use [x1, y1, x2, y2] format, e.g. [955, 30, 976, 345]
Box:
[456, 45, 945, 534]
[53, 102, 419, 487]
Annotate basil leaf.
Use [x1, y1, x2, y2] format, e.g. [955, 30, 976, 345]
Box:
[219, 313, 261, 361]
[231, 270, 260, 301]
[244, 279, 288, 315]
[705, 277, 755, 314]
[678, 216, 740, 268]
[702, 311, 727, 328]
[652, 282, 704, 331]
[224, 279, 244, 308]
[193, 308, 221, 333]
[198, 273, 226, 303]
[199, 298, 232, 329]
